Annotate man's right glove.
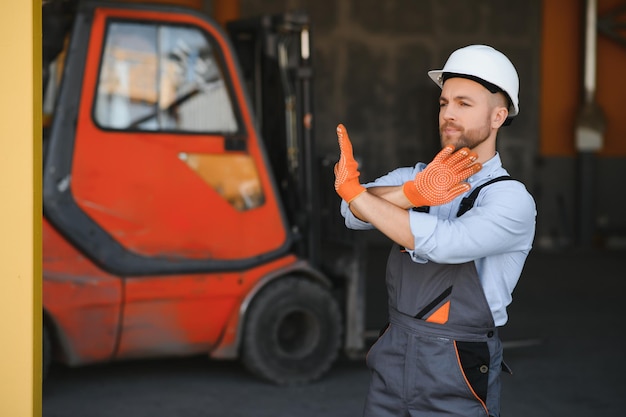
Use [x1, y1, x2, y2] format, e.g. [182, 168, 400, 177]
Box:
[334, 124, 366, 203]
[403, 145, 482, 207]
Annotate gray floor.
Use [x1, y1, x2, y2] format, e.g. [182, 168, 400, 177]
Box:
[42, 248, 626, 417]
[499, 249, 626, 416]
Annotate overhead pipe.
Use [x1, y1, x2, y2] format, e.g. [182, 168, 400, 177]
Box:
[575, 0, 605, 248]
[583, 0, 598, 104]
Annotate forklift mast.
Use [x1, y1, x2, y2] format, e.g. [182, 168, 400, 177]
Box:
[227, 13, 320, 267]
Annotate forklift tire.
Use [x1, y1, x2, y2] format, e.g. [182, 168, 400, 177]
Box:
[241, 276, 343, 385]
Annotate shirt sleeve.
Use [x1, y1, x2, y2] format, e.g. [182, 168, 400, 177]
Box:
[340, 165, 422, 230]
[405, 181, 536, 264]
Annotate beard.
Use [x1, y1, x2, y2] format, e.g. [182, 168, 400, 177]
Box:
[439, 120, 491, 150]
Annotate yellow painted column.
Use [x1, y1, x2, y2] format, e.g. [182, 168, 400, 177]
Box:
[0, 0, 42, 416]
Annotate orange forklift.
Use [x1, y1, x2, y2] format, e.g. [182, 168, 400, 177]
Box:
[42, 0, 366, 385]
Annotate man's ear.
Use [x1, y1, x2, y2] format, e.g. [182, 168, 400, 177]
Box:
[492, 106, 509, 129]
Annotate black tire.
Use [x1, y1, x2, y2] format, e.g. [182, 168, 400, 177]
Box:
[241, 276, 343, 385]
[43, 320, 52, 381]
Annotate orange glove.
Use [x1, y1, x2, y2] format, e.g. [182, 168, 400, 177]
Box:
[334, 124, 366, 203]
[403, 145, 482, 207]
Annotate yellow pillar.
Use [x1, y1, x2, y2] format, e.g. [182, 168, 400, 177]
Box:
[0, 0, 42, 416]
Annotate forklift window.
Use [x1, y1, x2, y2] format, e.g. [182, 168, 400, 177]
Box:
[94, 21, 239, 133]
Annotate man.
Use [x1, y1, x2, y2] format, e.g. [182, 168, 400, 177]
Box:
[334, 45, 536, 417]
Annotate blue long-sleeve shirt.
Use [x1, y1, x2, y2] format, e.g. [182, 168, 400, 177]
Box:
[340, 153, 537, 326]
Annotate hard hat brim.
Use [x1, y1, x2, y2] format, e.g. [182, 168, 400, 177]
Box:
[427, 69, 519, 117]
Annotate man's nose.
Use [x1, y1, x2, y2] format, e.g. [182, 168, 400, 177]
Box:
[440, 105, 455, 121]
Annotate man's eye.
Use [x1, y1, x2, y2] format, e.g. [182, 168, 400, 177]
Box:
[439, 102, 447, 108]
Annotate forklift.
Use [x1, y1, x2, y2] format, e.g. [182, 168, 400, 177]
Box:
[41, 0, 369, 385]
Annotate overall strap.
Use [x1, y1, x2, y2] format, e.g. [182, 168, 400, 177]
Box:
[456, 176, 515, 217]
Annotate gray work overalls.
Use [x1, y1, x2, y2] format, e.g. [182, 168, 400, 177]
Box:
[364, 177, 513, 417]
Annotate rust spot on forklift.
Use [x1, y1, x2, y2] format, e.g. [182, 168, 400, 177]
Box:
[45, 272, 112, 285]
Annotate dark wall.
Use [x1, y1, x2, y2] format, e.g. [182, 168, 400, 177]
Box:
[240, 0, 541, 179]
[235, 0, 626, 252]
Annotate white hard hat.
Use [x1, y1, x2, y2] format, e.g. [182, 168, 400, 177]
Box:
[428, 45, 519, 117]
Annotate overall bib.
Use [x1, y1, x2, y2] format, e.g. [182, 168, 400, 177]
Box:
[364, 249, 506, 417]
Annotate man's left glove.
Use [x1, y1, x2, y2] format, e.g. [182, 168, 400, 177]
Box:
[402, 145, 481, 207]
[334, 124, 366, 203]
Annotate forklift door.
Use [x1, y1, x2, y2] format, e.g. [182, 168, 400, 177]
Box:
[44, 2, 292, 276]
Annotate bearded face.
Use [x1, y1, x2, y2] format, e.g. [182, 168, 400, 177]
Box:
[439, 116, 491, 150]
[438, 77, 503, 153]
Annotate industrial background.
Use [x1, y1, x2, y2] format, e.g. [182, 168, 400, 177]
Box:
[2, 0, 625, 415]
[197, 0, 626, 251]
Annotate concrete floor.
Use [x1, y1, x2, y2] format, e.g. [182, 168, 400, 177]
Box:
[498, 248, 626, 416]
[42, 248, 626, 417]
